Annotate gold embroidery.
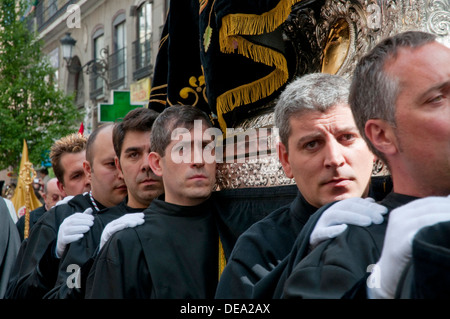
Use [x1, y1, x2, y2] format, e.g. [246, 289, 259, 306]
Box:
[178, 73, 208, 106]
[149, 84, 168, 106]
[216, 0, 304, 132]
[199, 0, 208, 14]
[203, 0, 216, 52]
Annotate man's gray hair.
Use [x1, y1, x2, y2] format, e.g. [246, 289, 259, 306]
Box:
[349, 31, 436, 165]
[274, 73, 351, 150]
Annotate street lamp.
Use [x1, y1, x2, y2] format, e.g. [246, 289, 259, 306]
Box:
[60, 32, 110, 89]
[60, 32, 77, 65]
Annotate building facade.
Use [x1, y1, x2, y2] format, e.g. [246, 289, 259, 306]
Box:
[28, 0, 168, 134]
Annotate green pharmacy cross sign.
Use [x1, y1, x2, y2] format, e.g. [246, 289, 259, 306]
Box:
[99, 90, 146, 122]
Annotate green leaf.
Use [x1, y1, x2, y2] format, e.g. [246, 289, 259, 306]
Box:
[203, 25, 213, 52]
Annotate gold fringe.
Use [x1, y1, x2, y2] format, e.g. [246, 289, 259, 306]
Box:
[218, 237, 226, 280]
[215, 0, 303, 131]
[217, 68, 287, 132]
[219, 0, 303, 51]
[225, 35, 288, 71]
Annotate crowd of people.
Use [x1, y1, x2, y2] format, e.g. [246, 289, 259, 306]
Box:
[0, 30, 449, 300]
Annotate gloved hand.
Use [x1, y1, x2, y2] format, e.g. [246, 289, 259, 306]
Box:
[368, 196, 450, 299]
[56, 207, 94, 258]
[99, 213, 145, 251]
[310, 197, 388, 249]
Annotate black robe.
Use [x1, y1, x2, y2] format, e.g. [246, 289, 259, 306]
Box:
[394, 220, 450, 299]
[280, 193, 418, 299]
[5, 193, 102, 299]
[215, 191, 317, 298]
[211, 185, 299, 258]
[0, 198, 21, 298]
[16, 205, 47, 242]
[215, 176, 392, 299]
[85, 197, 220, 299]
[43, 197, 142, 299]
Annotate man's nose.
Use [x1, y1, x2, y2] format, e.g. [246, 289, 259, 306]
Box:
[324, 141, 345, 169]
[191, 143, 205, 167]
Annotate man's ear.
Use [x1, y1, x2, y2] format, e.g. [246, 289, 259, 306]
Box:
[365, 119, 398, 156]
[148, 152, 163, 177]
[83, 160, 92, 179]
[56, 180, 67, 198]
[277, 142, 294, 179]
[115, 156, 124, 179]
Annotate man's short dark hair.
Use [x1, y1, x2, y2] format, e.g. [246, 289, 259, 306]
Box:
[113, 107, 160, 158]
[150, 105, 213, 156]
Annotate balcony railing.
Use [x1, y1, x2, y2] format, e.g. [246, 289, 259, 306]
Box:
[89, 66, 104, 99]
[34, 0, 77, 32]
[109, 47, 127, 90]
[132, 32, 152, 81]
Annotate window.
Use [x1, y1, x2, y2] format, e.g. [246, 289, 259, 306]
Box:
[110, 13, 127, 89]
[47, 0, 57, 17]
[133, 1, 152, 80]
[90, 28, 105, 99]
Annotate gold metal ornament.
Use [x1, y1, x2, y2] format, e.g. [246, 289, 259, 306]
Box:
[19, 162, 37, 239]
[321, 18, 351, 74]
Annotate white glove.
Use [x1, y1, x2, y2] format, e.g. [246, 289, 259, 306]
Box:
[56, 208, 94, 258]
[368, 196, 450, 299]
[55, 195, 75, 206]
[99, 213, 145, 251]
[310, 197, 388, 249]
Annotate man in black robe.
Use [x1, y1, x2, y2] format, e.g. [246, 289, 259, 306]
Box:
[215, 73, 390, 299]
[43, 107, 164, 299]
[50, 132, 91, 199]
[16, 178, 64, 241]
[279, 31, 450, 299]
[5, 132, 89, 299]
[85, 105, 222, 298]
[0, 197, 20, 298]
[5, 124, 127, 299]
[395, 197, 450, 299]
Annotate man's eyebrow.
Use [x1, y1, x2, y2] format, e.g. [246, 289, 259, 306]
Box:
[124, 146, 143, 153]
[334, 126, 359, 134]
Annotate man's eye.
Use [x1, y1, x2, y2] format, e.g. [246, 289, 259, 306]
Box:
[340, 134, 356, 142]
[304, 141, 318, 150]
[428, 95, 445, 104]
[71, 173, 81, 180]
[174, 145, 185, 154]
